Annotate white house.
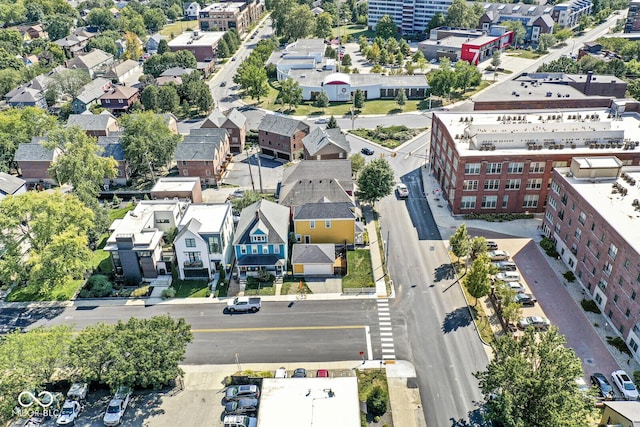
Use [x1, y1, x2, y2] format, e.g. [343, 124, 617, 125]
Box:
[174, 203, 234, 280]
[184, 2, 201, 20]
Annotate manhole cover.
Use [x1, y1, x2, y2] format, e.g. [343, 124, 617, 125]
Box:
[407, 378, 418, 389]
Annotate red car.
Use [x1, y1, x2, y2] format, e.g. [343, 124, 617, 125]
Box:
[316, 369, 329, 378]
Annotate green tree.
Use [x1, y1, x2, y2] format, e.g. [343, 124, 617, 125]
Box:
[0, 29, 24, 55]
[326, 115, 338, 129]
[469, 236, 488, 260]
[428, 58, 455, 98]
[141, 84, 160, 111]
[356, 158, 394, 204]
[143, 8, 166, 33]
[269, 0, 296, 36]
[87, 35, 118, 56]
[399, 39, 411, 56]
[453, 60, 481, 92]
[353, 88, 365, 109]
[577, 14, 593, 31]
[123, 31, 143, 60]
[45, 68, 92, 100]
[0, 107, 57, 173]
[119, 111, 181, 175]
[86, 7, 118, 31]
[475, 328, 596, 426]
[157, 38, 169, 54]
[283, 4, 315, 40]
[504, 21, 526, 48]
[366, 385, 388, 417]
[445, 0, 484, 28]
[449, 222, 470, 262]
[427, 12, 445, 31]
[119, 6, 147, 37]
[463, 253, 492, 305]
[235, 63, 269, 101]
[314, 91, 330, 111]
[375, 15, 397, 39]
[166, 3, 183, 20]
[395, 88, 407, 107]
[350, 153, 364, 176]
[277, 78, 303, 111]
[554, 27, 573, 43]
[44, 13, 73, 41]
[315, 12, 333, 39]
[537, 33, 556, 53]
[157, 84, 180, 113]
[217, 38, 230, 58]
[341, 53, 352, 66]
[628, 79, 640, 100]
[182, 80, 214, 114]
[231, 190, 264, 211]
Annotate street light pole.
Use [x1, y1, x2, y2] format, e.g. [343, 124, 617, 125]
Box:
[246, 146, 255, 191]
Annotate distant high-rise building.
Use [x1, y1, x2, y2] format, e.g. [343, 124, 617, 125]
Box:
[368, 0, 454, 34]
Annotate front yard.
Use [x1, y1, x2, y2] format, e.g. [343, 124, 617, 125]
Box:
[343, 249, 374, 289]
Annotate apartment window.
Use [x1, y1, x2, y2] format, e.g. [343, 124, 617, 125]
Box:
[523, 194, 538, 208]
[598, 278, 608, 290]
[185, 238, 196, 248]
[551, 181, 560, 195]
[595, 293, 602, 304]
[240, 246, 246, 254]
[484, 179, 500, 190]
[619, 276, 624, 286]
[600, 233, 605, 242]
[548, 197, 557, 210]
[614, 294, 619, 303]
[486, 162, 502, 174]
[505, 179, 521, 190]
[460, 196, 476, 209]
[561, 193, 568, 205]
[574, 228, 582, 240]
[463, 180, 479, 191]
[596, 251, 601, 259]
[608, 244, 618, 260]
[603, 261, 612, 277]
[465, 163, 481, 174]
[481, 195, 497, 209]
[184, 252, 201, 264]
[586, 240, 591, 248]
[631, 339, 639, 354]
[625, 259, 631, 270]
[507, 162, 524, 174]
[502, 195, 508, 208]
[558, 209, 564, 221]
[310, 220, 315, 229]
[325, 220, 331, 228]
[578, 212, 586, 225]
[545, 211, 554, 223]
[632, 291, 637, 301]
[591, 222, 595, 231]
[526, 178, 542, 190]
[529, 162, 545, 173]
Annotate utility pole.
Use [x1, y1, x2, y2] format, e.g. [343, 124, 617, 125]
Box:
[255, 148, 264, 194]
[246, 146, 255, 191]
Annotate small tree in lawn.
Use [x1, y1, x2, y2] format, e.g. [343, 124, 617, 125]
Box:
[395, 88, 407, 108]
[326, 115, 338, 129]
[353, 88, 365, 110]
[469, 236, 488, 260]
[449, 223, 470, 265]
[356, 158, 394, 205]
[463, 253, 492, 306]
[314, 91, 330, 112]
[491, 51, 501, 81]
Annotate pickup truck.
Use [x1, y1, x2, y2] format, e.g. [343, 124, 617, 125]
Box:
[226, 297, 261, 313]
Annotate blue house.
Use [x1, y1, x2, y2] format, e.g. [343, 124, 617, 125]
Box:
[233, 199, 290, 281]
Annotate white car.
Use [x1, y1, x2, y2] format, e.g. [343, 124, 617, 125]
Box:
[506, 281, 526, 293]
[518, 316, 550, 330]
[488, 250, 510, 261]
[396, 183, 409, 198]
[56, 400, 82, 426]
[612, 370, 639, 400]
[314, 118, 329, 124]
[496, 271, 521, 282]
[103, 386, 132, 426]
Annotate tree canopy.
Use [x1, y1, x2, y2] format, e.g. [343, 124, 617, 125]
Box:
[277, 78, 303, 112]
[356, 158, 394, 204]
[375, 15, 397, 39]
[449, 222, 470, 261]
[0, 107, 57, 173]
[463, 253, 492, 305]
[444, 0, 485, 28]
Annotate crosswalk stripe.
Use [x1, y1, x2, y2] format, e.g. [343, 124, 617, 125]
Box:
[380, 332, 393, 336]
[381, 337, 394, 342]
[380, 327, 392, 331]
[382, 354, 396, 359]
[381, 342, 395, 348]
[382, 347, 396, 352]
[379, 322, 391, 326]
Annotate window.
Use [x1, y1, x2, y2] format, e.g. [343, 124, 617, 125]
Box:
[591, 222, 595, 231]
[619, 276, 624, 286]
[460, 196, 476, 209]
[185, 238, 196, 248]
[558, 209, 564, 221]
[325, 220, 331, 228]
[502, 195, 508, 208]
[608, 244, 618, 260]
[630, 339, 639, 353]
[625, 259, 631, 270]
[252, 235, 266, 243]
[481, 195, 497, 208]
[595, 293, 603, 304]
[252, 245, 258, 254]
[484, 179, 500, 190]
[614, 294, 619, 303]
[604, 261, 612, 277]
[551, 181, 560, 195]
[310, 220, 315, 229]
[508, 162, 524, 174]
[548, 197, 557, 210]
[523, 194, 539, 208]
[505, 179, 521, 190]
[632, 291, 637, 301]
[184, 252, 201, 263]
[598, 278, 607, 290]
[208, 236, 220, 254]
[463, 180, 479, 191]
[545, 211, 554, 223]
[182, 169, 188, 176]
[240, 246, 247, 254]
[586, 240, 591, 248]
[574, 228, 582, 240]
[274, 245, 280, 254]
[529, 162, 545, 173]
[486, 162, 502, 174]
[578, 212, 586, 225]
[465, 163, 480, 174]
[263, 246, 269, 254]
[552, 161, 568, 168]
[526, 178, 542, 190]
[561, 193, 568, 205]
[205, 170, 211, 176]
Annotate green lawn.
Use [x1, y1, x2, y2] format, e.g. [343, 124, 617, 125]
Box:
[350, 125, 428, 149]
[331, 24, 374, 41]
[244, 280, 276, 296]
[172, 279, 210, 298]
[505, 49, 542, 60]
[108, 203, 135, 222]
[343, 249, 374, 289]
[160, 20, 198, 38]
[6, 279, 83, 302]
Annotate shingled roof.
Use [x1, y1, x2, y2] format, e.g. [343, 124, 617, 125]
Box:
[302, 128, 350, 156]
[258, 114, 309, 137]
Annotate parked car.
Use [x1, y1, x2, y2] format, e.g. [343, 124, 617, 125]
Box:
[292, 368, 307, 378]
[103, 386, 132, 426]
[316, 369, 329, 378]
[225, 385, 260, 401]
[226, 297, 261, 313]
[26, 415, 46, 427]
[56, 400, 82, 426]
[496, 271, 521, 282]
[223, 415, 257, 427]
[518, 316, 550, 330]
[228, 189, 245, 199]
[225, 397, 258, 415]
[361, 147, 374, 156]
[220, 81, 227, 87]
[396, 183, 409, 199]
[67, 383, 88, 402]
[591, 372, 614, 399]
[514, 293, 536, 306]
[492, 261, 517, 272]
[505, 281, 526, 293]
[612, 370, 639, 400]
[488, 250, 510, 261]
[314, 118, 329, 124]
[486, 241, 499, 250]
[232, 57, 237, 61]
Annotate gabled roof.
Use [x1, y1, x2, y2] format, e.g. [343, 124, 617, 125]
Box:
[0, 172, 26, 195]
[97, 136, 125, 161]
[147, 33, 163, 44]
[279, 178, 353, 208]
[174, 142, 217, 161]
[226, 108, 247, 128]
[185, 128, 229, 141]
[160, 67, 195, 77]
[302, 128, 350, 156]
[293, 201, 355, 220]
[9, 88, 43, 104]
[103, 60, 139, 79]
[14, 140, 59, 162]
[100, 85, 139, 100]
[201, 110, 226, 128]
[75, 77, 111, 104]
[258, 114, 309, 137]
[66, 49, 113, 70]
[292, 243, 335, 264]
[67, 111, 117, 132]
[281, 159, 353, 192]
[233, 199, 290, 246]
[175, 217, 203, 242]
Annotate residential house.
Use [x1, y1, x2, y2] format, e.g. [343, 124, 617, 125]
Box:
[0, 172, 26, 201]
[200, 109, 247, 153]
[14, 139, 61, 186]
[22, 54, 39, 67]
[233, 199, 290, 280]
[7, 88, 46, 108]
[258, 114, 310, 161]
[104, 200, 186, 283]
[54, 30, 95, 57]
[174, 203, 234, 279]
[103, 60, 141, 84]
[146, 33, 164, 53]
[156, 75, 183, 86]
[174, 128, 231, 187]
[599, 401, 640, 426]
[279, 159, 355, 207]
[72, 77, 112, 114]
[293, 201, 362, 245]
[96, 136, 131, 186]
[13, 24, 46, 40]
[184, 1, 201, 20]
[292, 244, 336, 276]
[65, 49, 114, 78]
[99, 85, 140, 114]
[302, 128, 350, 160]
[160, 67, 196, 78]
[150, 177, 203, 203]
[67, 111, 119, 137]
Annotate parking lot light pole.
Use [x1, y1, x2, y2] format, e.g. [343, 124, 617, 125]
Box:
[235, 353, 242, 371]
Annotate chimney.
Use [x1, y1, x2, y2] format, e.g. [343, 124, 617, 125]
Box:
[255, 210, 259, 219]
[584, 71, 593, 95]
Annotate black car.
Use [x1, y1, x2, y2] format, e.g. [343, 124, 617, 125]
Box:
[514, 293, 536, 307]
[591, 372, 614, 399]
[292, 368, 307, 378]
[220, 81, 227, 87]
[486, 241, 499, 250]
[224, 397, 258, 415]
[361, 147, 374, 156]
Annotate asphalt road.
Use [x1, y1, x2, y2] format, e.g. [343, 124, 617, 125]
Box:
[25, 300, 383, 365]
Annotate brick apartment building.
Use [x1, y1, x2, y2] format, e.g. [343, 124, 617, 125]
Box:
[542, 157, 640, 363]
[258, 114, 310, 161]
[429, 109, 640, 215]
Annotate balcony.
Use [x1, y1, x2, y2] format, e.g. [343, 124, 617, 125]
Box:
[184, 260, 203, 268]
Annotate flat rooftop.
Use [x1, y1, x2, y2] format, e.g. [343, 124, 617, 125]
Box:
[168, 31, 224, 47]
[420, 35, 468, 49]
[434, 108, 640, 156]
[556, 165, 640, 254]
[200, 2, 243, 12]
[178, 203, 229, 233]
[151, 177, 199, 193]
[258, 377, 360, 427]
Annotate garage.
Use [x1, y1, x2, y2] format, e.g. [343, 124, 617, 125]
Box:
[291, 243, 335, 277]
[277, 151, 291, 161]
[262, 148, 274, 157]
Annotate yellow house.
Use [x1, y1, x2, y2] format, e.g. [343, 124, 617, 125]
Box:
[600, 401, 640, 427]
[293, 201, 362, 245]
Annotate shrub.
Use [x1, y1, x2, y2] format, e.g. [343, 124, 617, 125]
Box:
[607, 336, 632, 356]
[130, 285, 151, 298]
[563, 271, 576, 282]
[581, 299, 601, 314]
[161, 287, 176, 299]
[112, 194, 121, 206]
[366, 385, 388, 417]
[257, 269, 273, 282]
[79, 275, 113, 298]
[218, 264, 226, 281]
[539, 237, 559, 258]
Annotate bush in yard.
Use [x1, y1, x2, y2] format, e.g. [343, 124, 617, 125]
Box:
[161, 287, 176, 299]
[540, 237, 559, 258]
[257, 269, 273, 282]
[131, 285, 151, 297]
[607, 336, 632, 356]
[580, 299, 601, 314]
[366, 385, 388, 417]
[563, 271, 576, 282]
[79, 275, 113, 298]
